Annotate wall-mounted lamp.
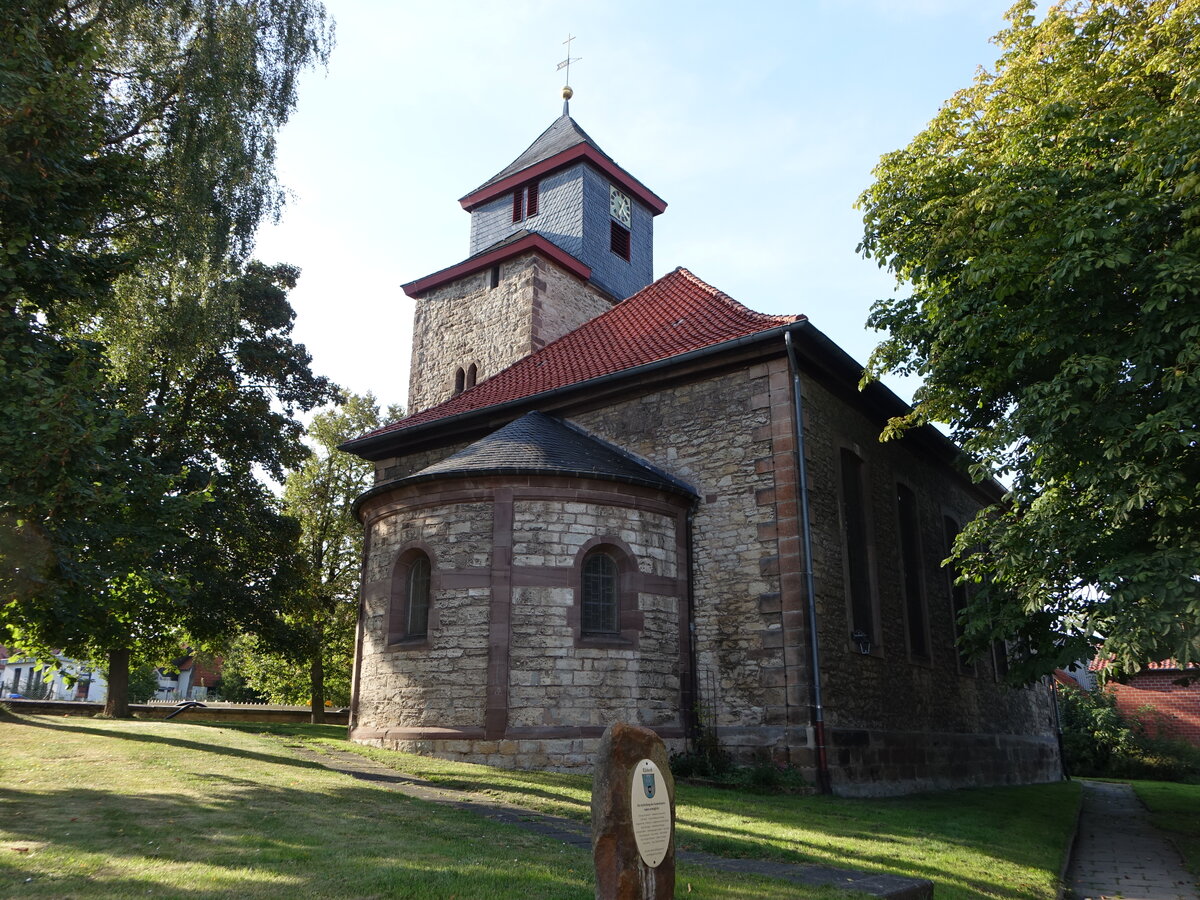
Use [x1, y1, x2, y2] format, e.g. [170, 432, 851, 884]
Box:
[851, 630, 872, 655]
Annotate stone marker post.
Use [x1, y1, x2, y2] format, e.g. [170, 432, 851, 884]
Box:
[591, 723, 675, 900]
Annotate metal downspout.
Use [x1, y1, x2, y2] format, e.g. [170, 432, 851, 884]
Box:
[785, 329, 831, 794]
[685, 503, 701, 748]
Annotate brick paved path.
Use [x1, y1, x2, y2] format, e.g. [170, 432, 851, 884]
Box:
[1068, 780, 1196, 900]
[288, 744, 932, 899]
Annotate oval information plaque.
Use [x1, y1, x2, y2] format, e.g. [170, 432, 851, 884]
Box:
[629, 758, 672, 868]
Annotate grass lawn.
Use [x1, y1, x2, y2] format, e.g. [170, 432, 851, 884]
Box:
[0, 712, 1081, 899]
[0, 712, 843, 899]
[220, 722, 1080, 900]
[1130, 780, 1200, 875]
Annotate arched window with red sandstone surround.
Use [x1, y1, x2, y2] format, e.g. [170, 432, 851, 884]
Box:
[571, 539, 644, 647]
[581, 550, 619, 635]
[389, 547, 433, 647]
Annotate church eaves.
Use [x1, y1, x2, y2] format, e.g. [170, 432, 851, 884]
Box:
[343, 267, 803, 454]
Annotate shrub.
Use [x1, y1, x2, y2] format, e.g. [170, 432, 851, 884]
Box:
[1058, 685, 1200, 782]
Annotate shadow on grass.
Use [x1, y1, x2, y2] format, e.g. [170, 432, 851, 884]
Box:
[0, 781, 594, 900]
[99, 718, 1072, 900]
[1, 711, 324, 774]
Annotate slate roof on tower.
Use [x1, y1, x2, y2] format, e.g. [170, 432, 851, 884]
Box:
[465, 116, 610, 195]
[344, 267, 803, 454]
[458, 114, 667, 215]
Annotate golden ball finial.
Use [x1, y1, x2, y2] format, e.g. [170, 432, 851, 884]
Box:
[562, 85, 574, 101]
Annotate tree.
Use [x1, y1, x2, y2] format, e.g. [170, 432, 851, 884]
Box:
[1, 0, 334, 714]
[231, 393, 397, 722]
[858, 0, 1200, 682]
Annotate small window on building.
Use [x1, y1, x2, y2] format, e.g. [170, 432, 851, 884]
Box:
[512, 189, 523, 223]
[581, 550, 619, 635]
[610, 221, 631, 260]
[453, 367, 465, 396]
[839, 449, 875, 649]
[390, 549, 432, 644]
[943, 516, 972, 670]
[406, 554, 430, 638]
[489, 265, 500, 288]
[896, 484, 929, 660]
[465, 363, 477, 389]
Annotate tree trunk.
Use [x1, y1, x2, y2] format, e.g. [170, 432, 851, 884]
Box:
[310, 633, 325, 724]
[104, 648, 131, 717]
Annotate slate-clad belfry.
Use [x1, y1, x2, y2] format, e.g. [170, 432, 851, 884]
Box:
[340, 104, 1062, 796]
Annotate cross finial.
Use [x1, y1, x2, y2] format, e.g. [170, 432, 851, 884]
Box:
[557, 33, 581, 116]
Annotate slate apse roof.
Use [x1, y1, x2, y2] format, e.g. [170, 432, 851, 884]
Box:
[345, 267, 803, 452]
[401, 411, 696, 497]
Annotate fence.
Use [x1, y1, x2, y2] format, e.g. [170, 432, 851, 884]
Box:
[1, 698, 349, 725]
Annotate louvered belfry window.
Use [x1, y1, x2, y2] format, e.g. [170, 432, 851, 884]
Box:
[511, 182, 539, 222]
[581, 551, 619, 634]
[610, 221, 631, 260]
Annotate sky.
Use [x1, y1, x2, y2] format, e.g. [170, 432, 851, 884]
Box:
[253, 0, 1019, 416]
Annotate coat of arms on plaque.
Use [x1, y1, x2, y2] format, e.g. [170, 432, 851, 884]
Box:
[642, 771, 656, 799]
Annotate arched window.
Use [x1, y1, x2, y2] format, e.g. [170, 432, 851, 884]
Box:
[389, 549, 433, 646]
[465, 363, 477, 389]
[453, 368, 465, 396]
[406, 554, 430, 638]
[581, 550, 619, 635]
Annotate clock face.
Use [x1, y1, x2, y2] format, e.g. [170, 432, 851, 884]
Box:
[609, 186, 632, 228]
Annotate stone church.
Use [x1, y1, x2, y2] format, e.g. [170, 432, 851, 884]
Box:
[341, 105, 1062, 796]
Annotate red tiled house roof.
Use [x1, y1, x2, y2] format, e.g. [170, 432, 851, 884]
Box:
[344, 267, 802, 451]
[1090, 657, 1200, 673]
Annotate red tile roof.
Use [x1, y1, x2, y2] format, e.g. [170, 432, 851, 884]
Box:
[1090, 657, 1200, 672]
[349, 267, 802, 446]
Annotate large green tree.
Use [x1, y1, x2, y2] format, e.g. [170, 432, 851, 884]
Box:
[227, 393, 396, 723]
[1, 0, 333, 713]
[858, 0, 1200, 682]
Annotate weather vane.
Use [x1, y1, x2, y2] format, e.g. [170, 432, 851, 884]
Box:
[557, 33, 581, 115]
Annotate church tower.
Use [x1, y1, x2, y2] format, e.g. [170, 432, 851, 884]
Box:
[402, 98, 667, 413]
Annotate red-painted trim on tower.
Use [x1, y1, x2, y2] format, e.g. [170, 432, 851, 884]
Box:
[459, 144, 668, 215]
[402, 233, 592, 299]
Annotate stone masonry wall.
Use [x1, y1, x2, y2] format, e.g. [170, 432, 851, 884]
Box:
[508, 501, 680, 732]
[407, 257, 535, 414]
[356, 502, 493, 732]
[407, 253, 613, 413]
[571, 368, 791, 754]
[357, 354, 1058, 789]
[796, 369, 1059, 794]
[352, 478, 689, 771]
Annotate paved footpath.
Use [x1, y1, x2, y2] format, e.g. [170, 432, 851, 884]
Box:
[287, 744, 932, 899]
[1068, 780, 1197, 900]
